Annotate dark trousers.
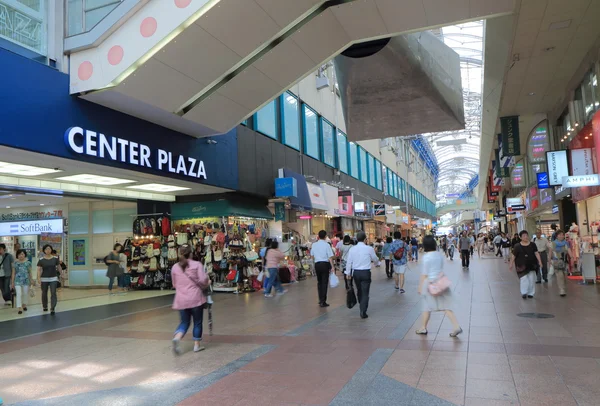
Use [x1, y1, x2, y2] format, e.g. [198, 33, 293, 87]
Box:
[0, 276, 11, 302]
[315, 262, 331, 304]
[41, 281, 58, 310]
[384, 259, 391, 277]
[353, 270, 372, 316]
[537, 251, 548, 281]
[175, 305, 204, 341]
[461, 250, 470, 267]
[496, 244, 503, 257]
[108, 274, 126, 290]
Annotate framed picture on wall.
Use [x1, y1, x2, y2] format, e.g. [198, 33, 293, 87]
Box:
[72, 239, 87, 266]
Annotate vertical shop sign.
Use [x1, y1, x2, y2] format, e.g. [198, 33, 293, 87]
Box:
[500, 116, 520, 156]
[495, 148, 510, 177]
[546, 150, 569, 185]
[571, 148, 594, 176]
[338, 191, 354, 216]
[536, 172, 550, 189]
[274, 202, 286, 221]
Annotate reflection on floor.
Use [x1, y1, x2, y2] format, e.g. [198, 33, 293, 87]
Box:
[0, 288, 174, 323]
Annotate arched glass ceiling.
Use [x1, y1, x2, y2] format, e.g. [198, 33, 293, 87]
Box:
[423, 21, 484, 200]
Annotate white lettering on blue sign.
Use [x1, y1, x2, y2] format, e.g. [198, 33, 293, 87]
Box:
[65, 127, 207, 179]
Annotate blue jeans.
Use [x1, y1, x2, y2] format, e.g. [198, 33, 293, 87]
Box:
[411, 246, 418, 261]
[108, 274, 125, 290]
[175, 305, 204, 341]
[264, 268, 283, 295]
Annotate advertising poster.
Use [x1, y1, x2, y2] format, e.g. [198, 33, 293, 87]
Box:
[72, 239, 86, 266]
[571, 148, 593, 176]
[40, 233, 62, 259]
[338, 191, 354, 216]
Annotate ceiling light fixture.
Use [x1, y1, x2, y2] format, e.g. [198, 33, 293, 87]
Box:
[0, 162, 61, 176]
[5, 206, 10, 209]
[126, 184, 191, 193]
[575, 122, 579, 127]
[40, 203, 44, 206]
[56, 174, 136, 186]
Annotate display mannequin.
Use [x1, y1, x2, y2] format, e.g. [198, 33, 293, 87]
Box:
[567, 223, 580, 274]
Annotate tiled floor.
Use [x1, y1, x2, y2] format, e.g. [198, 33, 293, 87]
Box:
[2, 251, 600, 405]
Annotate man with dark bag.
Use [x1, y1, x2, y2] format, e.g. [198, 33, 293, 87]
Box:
[345, 232, 379, 319]
[311, 230, 335, 307]
[0, 244, 14, 306]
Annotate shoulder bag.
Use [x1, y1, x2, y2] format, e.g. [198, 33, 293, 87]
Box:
[427, 272, 451, 296]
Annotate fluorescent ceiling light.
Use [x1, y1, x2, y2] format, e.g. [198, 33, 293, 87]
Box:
[126, 184, 190, 192]
[436, 139, 467, 147]
[0, 162, 61, 176]
[56, 174, 136, 186]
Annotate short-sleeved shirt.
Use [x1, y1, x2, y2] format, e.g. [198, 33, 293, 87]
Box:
[13, 260, 31, 286]
[389, 239, 408, 266]
[421, 251, 443, 281]
[513, 243, 538, 271]
[459, 237, 471, 250]
[0, 253, 14, 278]
[311, 240, 334, 262]
[37, 257, 59, 283]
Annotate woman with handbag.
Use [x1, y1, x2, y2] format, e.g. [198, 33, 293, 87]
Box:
[105, 244, 125, 295]
[10, 249, 32, 315]
[172, 245, 210, 355]
[264, 241, 287, 298]
[416, 236, 462, 337]
[510, 230, 543, 299]
[549, 230, 569, 297]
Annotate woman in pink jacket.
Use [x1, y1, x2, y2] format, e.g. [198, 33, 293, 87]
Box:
[171, 245, 209, 355]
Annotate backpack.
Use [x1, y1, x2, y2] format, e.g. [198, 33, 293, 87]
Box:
[393, 241, 405, 261]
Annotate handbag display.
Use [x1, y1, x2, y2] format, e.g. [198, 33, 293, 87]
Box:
[244, 250, 258, 261]
[427, 273, 451, 296]
[226, 269, 238, 281]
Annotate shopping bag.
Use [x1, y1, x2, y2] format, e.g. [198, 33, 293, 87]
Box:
[257, 271, 264, 282]
[329, 273, 339, 288]
[427, 273, 451, 296]
[345, 277, 357, 309]
[226, 270, 237, 281]
[548, 264, 555, 278]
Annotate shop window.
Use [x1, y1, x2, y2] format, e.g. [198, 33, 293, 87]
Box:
[282, 92, 300, 150]
[93, 210, 113, 234]
[393, 174, 398, 199]
[368, 154, 376, 187]
[68, 270, 89, 286]
[375, 160, 382, 190]
[255, 99, 277, 139]
[67, 0, 120, 36]
[349, 142, 358, 178]
[386, 169, 392, 195]
[321, 119, 335, 167]
[70, 210, 89, 234]
[303, 104, 320, 160]
[114, 208, 136, 232]
[337, 130, 348, 173]
[359, 147, 368, 183]
[0, 0, 47, 55]
[582, 70, 599, 122]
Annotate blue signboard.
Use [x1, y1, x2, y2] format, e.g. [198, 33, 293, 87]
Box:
[537, 172, 550, 189]
[274, 177, 297, 198]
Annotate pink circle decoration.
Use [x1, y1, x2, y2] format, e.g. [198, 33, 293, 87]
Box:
[78, 61, 93, 81]
[140, 17, 157, 38]
[107, 45, 124, 65]
[175, 0, 192, 8]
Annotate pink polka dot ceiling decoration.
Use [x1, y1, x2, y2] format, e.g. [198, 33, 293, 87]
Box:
[140, 17, 157, 38]
[175, 0, 192, 8]
[78, 61, 93, 81]
[107, 45, 124, 65]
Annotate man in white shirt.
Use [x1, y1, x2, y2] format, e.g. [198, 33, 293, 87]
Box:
[345, 231, 379, 319]
[493, 233, 503, 257]
[311, 230, 335, 307]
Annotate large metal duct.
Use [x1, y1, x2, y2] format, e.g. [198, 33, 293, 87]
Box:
[334, 32, 465, 141]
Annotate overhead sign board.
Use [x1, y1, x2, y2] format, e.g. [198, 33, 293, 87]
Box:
[0, 219, 63, 236]
[562, 174, 600, 188]
[536, 172, 550, 189]
[547, 150, 569, 186]
[500, 116, 520, 156]
[571, 148, 594, 176]
[552, 204, 559, 214]
[274, 177, 297, 198]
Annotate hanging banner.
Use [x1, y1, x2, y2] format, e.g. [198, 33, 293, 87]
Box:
[495, 148, 510, 177]
[497, 134, 515, 170]
[546, 150, 569, 186]
[571, 148, 594, 176]
[500, 116, 520, 156]
[490, 163, 504, 189]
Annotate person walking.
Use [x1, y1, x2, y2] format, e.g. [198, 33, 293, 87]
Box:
[381, 236, 393, 278]
[549, 230, 569, 297]
[510, 230, 542, 299]
[511, 233, 521, 247]
[441, 236, 448, 258]
[501, 233, 511, 261]
[263, 241, 287, 297]
[535, 233, 550, 283]
[410, 236, 419, 262]
[469, 233, 475, 258]
[106, 243, 125, 295]
[37, 244, 60, 315]
[171, 245, 210, 355]
[312, 230, 335, 307]
[389, 231, 408, 292]
[447, 234, 456, 260]
[345, 231, 379, 319]
[10, 249, 32, 315]
[459, 232, 471, 269]
[0, 244, 14, 306]
[493, 233, 503, 257]
[476, 233, 485, 258]
[415, 236, 462, 337]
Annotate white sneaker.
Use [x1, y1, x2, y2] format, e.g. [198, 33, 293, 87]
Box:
[194, 344, 205, 353]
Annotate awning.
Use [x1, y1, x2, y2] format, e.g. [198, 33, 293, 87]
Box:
[279, 168, 311, 211]
[172, 199, 273, 220]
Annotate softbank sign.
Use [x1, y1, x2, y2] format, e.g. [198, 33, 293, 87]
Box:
[64, 127, 207, 179]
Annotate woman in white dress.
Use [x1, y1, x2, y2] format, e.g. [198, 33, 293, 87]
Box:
[416, 235, 462, 337]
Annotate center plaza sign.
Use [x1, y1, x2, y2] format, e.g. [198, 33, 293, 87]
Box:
[65, 127, 207, 179]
